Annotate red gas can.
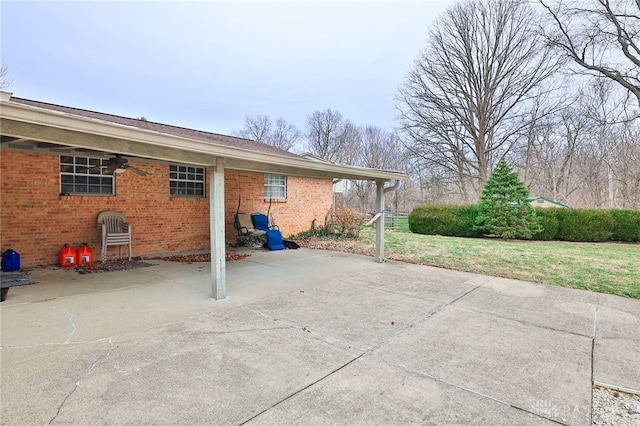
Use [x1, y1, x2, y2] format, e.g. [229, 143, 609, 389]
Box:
[76, 243, 93, 265]
[59, 245, 77, 267]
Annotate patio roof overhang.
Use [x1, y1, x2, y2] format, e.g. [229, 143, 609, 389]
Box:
[0, 93, 407, 182]
[1, 91, 407, 300]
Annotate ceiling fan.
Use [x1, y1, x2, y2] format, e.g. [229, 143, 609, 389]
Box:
[101, 155, 148, 176]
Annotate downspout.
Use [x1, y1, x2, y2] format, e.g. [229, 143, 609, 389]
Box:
[383, 179, 402, 194]
[332, 178, 343, 212]
[385, 179, 402, 214]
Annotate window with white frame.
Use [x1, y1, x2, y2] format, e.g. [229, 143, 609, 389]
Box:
[60, 156, 114, 195]
[170, 164, 205, 197]
[264, 174, 286, 200]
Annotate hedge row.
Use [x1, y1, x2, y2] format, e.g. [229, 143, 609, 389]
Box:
[408, 205, 482, 238]
[408, 205, 640, 243]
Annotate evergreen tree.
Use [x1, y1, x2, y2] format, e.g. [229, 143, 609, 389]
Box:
[475, 158, 542, 239]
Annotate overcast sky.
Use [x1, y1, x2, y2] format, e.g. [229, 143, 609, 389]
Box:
[1, 1, 454, 138]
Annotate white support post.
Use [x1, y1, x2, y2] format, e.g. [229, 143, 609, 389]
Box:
[375, 179, 385, 263]
[209, 159, 226, 300]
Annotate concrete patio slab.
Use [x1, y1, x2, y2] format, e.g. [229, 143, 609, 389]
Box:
[2, 338, 113, 425]
[224, 248, 390, 304]
[454, 276, 601, 336]
[591, 291, 640, 392]
[242, 278, 445, 352]
[594, 338, 640, 392]
[344, 262, 484, 303]
[374, 306, 593, 425]
[250, 355, 539, 425]
[1, 248, 639, 425]
[35, 325, 355, 425]
[595, 292, 640, 340]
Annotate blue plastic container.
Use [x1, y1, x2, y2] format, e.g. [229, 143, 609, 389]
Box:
[1, 249, 21, 272]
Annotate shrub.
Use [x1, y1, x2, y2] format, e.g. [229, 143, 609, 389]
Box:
[334, 207, 367, 238]
[409, 204, 481, 237]
[610, 209, 640, 243]
[294, 208, 366, 240]
[293, 218, 332, 239]
[409, 205, 453, 235]
[556, 209, 614, 242]
[531, 208, 560, 241]
[411, 204, 637, 243]
[474, 159, 542, 239]
[455, 205, 483, 237]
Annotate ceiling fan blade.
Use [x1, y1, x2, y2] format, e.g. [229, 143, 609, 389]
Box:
[124, 165, 148, 176]
[104, 163, 119, 175]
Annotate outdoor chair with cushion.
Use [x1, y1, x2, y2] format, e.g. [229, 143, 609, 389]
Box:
[250, 213, 279, 232]
[234, 213, 266, 238]
[97, 210, 132, 261]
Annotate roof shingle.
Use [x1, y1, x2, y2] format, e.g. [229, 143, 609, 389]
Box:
[11, 97, 302, 159]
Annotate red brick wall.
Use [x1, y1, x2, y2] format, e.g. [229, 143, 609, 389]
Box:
[0, 151, 333, 266]
[224, 171, 333, 242]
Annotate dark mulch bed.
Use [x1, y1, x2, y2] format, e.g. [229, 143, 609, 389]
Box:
[151, 252, 250, 263]
[77, 252, 250, 273]
[76, 258, 156, 274]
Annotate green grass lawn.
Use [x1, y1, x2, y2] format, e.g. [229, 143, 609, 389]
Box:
[357, 229, 640, 298]
[384, 215, 410, 232]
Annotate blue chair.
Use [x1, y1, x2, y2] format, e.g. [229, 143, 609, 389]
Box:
[251, 213, 270, 231]
[251, 213, 279, 232]
[265, 229, 286, 251]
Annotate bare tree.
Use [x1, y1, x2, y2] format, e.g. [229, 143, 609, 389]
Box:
[234, 115, 272, 142]
[540, 0, 640, 105]
[397, 0, 559, 201]
[577, 79, 640, 208]
[614, 121, 640, 209]
[347, 126, 403, 211]
[337, 120, 362, 166]
[269, 118, 302, 152]
[233, 114, 301, 152]
[519, 104, 584, 203]
[515, 77, 640, 209]
[0, 62, 12, 90]
[305, 109, 358, 164]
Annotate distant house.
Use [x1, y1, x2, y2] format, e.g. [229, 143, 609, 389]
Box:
[528, 196, 570, 209]
[0, 92, 406, 298]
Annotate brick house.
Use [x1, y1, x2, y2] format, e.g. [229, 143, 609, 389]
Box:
[0, 92, 406, 298]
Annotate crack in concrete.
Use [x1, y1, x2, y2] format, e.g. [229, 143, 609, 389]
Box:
[45, 337, 114, 426]
[238, 353, 365, 425]
[63, 309, 77, 344]
[2, 306, 82, 352]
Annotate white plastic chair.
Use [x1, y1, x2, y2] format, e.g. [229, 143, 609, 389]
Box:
[97, 211, 132, 261]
